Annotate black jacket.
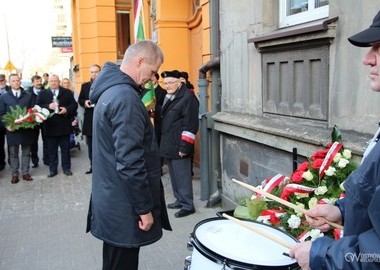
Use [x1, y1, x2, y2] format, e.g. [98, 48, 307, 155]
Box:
[36, 87, 78, 136]
[0, 90, 35, 146]
[87, 62, 171, 248]
[78, 81, 94, 136]
[160, 83, 199, 158]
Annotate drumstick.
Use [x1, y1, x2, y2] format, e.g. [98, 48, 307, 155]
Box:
[222, 213, 295, 249]
[232, 178, 344, 230]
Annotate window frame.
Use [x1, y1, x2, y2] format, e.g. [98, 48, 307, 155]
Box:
[279, 0, 329, 28]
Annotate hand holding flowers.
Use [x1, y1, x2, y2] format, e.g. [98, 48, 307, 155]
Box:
[2, 105, 51, 131]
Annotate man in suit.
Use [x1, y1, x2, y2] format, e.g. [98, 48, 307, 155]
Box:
[36, 74, 78, 177]
[0, 74, 10, 170]
[78, 64, 101, 174]
[27, 75, 49, 167]
[0, 74, 35, 183]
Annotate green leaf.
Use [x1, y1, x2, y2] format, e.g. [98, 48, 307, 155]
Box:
[331, 125, 342, 143]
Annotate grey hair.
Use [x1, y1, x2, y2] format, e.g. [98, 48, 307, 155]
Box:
[122, 40, 164, 65]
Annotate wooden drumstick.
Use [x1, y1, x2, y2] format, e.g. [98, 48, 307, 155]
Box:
[232, 178, 344, 230]
[222, 213, 295, 249]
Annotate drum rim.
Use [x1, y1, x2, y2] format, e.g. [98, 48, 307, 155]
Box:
[190, 217, 299, 269]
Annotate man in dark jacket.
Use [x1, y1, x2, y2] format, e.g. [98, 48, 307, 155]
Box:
[87, 40, 171, 270]
[160, 70, 199, 218]
[27, 75, 49, 168]
[36, 74, 78, 177]
[290, 10, 380, 270]
[0, 74, 10, 170]
[78, 64, 101, 174]
[0, 74, 35, 183]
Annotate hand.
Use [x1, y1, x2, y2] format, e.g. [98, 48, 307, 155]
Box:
[58, 107, 67, 115]
[139, 212, 154, 231]
[179, 151, 187, 158]
[289, 241, 312, 270]
[49, 102, 58, 110]
[84, 100, 92, 108]
[305, 204, 342, 232]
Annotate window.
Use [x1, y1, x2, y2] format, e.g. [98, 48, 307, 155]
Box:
[116, 10, 131, 59]
[279, 0, 329, 28]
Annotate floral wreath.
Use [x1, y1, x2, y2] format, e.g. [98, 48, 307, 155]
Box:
[2, 105, 51, 131]
[234, 126, 358, 242]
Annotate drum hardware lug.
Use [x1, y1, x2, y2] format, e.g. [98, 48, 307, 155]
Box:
[187, 241, 193, 251]
[184, 256, 192, 270]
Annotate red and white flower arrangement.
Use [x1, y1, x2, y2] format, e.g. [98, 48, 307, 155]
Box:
[2, 105, 51, 131]
[234, 127, 358, 242]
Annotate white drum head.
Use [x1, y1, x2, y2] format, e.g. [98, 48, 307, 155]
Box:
[194, 219, 297, 266]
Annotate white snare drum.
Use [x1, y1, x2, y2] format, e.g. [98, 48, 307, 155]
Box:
[187, 217, 299, 270]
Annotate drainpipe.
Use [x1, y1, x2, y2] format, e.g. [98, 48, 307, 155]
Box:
[198, 0, 221, 206]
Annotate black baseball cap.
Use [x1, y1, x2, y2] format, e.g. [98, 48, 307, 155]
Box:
[348, 10, 380, 47]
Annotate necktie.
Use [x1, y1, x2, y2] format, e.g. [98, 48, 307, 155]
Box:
[15, 92, 18, 98]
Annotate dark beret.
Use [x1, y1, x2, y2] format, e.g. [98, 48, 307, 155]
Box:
[161, 70, 182, 79]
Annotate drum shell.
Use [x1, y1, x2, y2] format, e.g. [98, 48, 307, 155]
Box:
[188, 217, 300, 270]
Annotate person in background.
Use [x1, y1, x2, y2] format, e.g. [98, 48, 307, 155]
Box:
[0, 74, 10, 171]
[289, 10, 380, 270]
[27, 75, 49, 167]
[42, 73, 49, 89]
[86, 40, 171, 270]
[0, 74, 34, 183]
[36, 74, 78, 178]
[78, 64, 101, 174]
[160, 70, 199, 218]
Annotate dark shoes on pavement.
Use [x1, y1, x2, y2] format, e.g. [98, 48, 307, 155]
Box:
[32, 164, 38, 168]
[85, 169, 92, 174]
[11, 176, 19, 184]
[175, 209, 195, 218]
[64, 171, 73, 176]
[47, 172, 58, 178]
[167, 202, 182, 209]
[22, 174, 33, 181]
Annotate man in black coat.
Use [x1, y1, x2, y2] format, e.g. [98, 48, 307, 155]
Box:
[36, 74, 78, 177]
[0, 74, 10, 170]
[78, 64, 101, 174]
[27, 75, 49, 167]
[0, 74, 35, 183]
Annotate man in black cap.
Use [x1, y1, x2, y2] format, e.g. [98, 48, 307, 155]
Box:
[160, 70, 199, 218]
[289, 10, 380, 270]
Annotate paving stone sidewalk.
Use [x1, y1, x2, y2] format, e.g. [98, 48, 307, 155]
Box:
[0, 142, 223, 270]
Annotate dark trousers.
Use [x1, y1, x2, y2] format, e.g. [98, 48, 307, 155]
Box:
[31, 128, 49, 165]
[47, 135, 71, 173]
[102, 242, 140, 270]
[86, 135, 92, 168]
[167, 157, 194, 211]
[0, 127, 5, 167]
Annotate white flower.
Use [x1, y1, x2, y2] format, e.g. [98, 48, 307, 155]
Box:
[302, 170, 314, 181]
[333, 153, 342, 163]
[41, 108, 50, 117]
[295, 192, 309, 199]
[310, 229, 324, 241]
[287, 215, 301, 229]
[337, 158, 349, 168]
[342, 149, 352, 159]
[308, 197, 318, 209]
[33, 105, 42, 111]
[324, 166, 336, 176]
[257, 215, 271, 225]
[314, 186, 328, 195]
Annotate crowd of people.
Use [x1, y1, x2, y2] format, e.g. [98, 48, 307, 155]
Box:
[0, 67, 101, 182]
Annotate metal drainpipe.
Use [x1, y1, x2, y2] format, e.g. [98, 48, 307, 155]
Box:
[198, 0, 221, 204]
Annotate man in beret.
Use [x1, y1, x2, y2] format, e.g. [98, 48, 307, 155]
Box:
[160, 70, 199, 218]
[290, 10, 380, 270]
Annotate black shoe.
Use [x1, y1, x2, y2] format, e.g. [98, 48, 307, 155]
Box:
[175, 209, 195, 218]
[0, 164, 5, 171]
[32, 164, 39, 168]
[85, 169, 92, 174]
[167, 202, 182, 209]
[44, 162, 49, 166]
[64, 171, 73, 176]
[47, 172, 57, 178]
